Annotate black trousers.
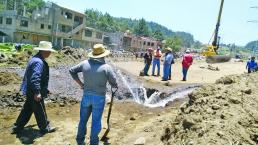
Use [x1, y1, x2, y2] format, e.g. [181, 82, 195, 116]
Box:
[14, 95, 49, 132]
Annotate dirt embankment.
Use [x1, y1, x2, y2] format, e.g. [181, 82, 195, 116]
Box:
[0, 71, 21, 86]
[0, 46, 87, 67]
[161, 73, 258, 145]
[0, 70, 79, 109]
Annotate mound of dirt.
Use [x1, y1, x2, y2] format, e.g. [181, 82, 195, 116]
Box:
[0, 72, 21, 86]
[60, 46, 87, 60]
[161, 73, 258, 145]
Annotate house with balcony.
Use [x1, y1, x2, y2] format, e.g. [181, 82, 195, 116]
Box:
[122, 31, 159, 52]
[0, 1, 104, 49]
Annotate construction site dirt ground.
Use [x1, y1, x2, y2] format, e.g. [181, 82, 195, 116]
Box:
[113, 59, 246, 84]
[0, 60, 256, 145]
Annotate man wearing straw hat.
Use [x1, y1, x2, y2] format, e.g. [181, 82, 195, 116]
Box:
[69, 43, 117, 145]
[11, 41, 57, 135]
[162, 47, 173, 81]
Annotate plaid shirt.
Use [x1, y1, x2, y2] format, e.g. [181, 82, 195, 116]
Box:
[21, 53, 49, 96]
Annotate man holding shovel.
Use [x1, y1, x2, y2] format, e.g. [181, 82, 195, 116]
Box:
[69, 44, 117, 145]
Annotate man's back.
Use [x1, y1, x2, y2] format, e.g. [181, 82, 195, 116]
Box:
[182, 53, 193, 68]
[69, 58, 117, 97]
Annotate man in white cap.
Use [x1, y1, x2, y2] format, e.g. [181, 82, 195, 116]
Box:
[11, 41, 57, 135]
[181, 49, 193, 81]
[69, 43, 118, 145]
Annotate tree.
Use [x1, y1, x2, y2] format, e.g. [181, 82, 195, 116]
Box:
[245, 40, 258, 49]
[152, 29, 164, 41]
[0, 2, 4, 12]
[193, 41, 202, 49]
[174, 32, 194, 48]
[23, 0, 45, 16]
[85, 10, 118, 32]
[164, 36, 183, 52]
[85, 9, 102, 28]
[134, 18, 150, 36]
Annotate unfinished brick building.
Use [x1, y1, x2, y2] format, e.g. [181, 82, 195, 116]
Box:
[0, 1, 103, 49]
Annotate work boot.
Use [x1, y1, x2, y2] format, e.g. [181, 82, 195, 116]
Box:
[11, 125, 23, 134]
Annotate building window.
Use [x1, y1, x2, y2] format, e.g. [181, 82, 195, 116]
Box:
[96, 32, 102, 39]
[151, 43, 154, 46]
[143, 41, 146, 45]
[64, 12, 73, 19]
[40, 24, 44, 29]
[61, 25, 66, 32]
[20, 20, 28, 27]
[6, 18, 12, 25]
[48, 25, 51, 29]
[147, 42, 150, 46]
[0, 17, 2, 24]
[85, 29, 92, 37]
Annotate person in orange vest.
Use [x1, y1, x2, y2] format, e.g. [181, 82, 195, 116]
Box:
[182, 49, 193, 81]
[152, 46, 162, 76]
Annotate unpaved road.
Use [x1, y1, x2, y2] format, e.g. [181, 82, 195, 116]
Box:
[0, 60, 250, 145]
[113, 60, 246, 84]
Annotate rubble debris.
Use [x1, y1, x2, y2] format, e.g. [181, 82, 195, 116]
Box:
[161, 73, 258, 145]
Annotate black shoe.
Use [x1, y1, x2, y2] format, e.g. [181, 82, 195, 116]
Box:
[161, 79, 168, 81]
[11, 126, 23, 134]
[145, 74, 149, 76]
[181, 79, 186, 81]
[40, 127, 57, 135]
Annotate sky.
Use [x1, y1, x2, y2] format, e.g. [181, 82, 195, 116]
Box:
[50, 0, 258, 46]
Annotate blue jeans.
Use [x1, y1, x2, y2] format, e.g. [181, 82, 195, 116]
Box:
[76, 95, 105, 145]
[152, 58, 160, 75]
[162, 64, 171, 80]
[169, 64, 172, 79]
[182, 67, 188, 80]
[144, 63, 150, 75]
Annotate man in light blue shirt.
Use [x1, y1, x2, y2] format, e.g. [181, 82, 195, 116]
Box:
[162, 47, 173, 81]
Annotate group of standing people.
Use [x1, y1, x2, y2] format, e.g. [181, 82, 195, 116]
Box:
[11, 41, 118, 145]
[143, 46, 193, 81]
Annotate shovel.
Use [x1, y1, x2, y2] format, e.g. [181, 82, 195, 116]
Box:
[101, 87, 117, 141]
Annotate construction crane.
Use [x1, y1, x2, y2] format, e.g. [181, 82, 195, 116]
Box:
[202, 0, 231, 63]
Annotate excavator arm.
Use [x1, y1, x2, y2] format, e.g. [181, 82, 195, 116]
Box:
[202, 0, 231, 63]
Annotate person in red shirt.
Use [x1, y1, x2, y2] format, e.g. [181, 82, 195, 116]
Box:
[182, 50, 193, 81]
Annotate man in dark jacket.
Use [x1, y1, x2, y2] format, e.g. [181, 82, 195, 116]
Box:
[143, 48, 153, 76]
[11, 41, 56, 135]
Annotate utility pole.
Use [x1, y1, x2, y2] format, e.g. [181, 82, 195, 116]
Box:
[248, 5, 258, 57]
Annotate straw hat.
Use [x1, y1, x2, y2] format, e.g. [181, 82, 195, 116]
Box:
[34, 41, 56, 52]
[165, 47, 172, 52]
[186, 49, 190, 53]
[88, 44, 110, 58]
